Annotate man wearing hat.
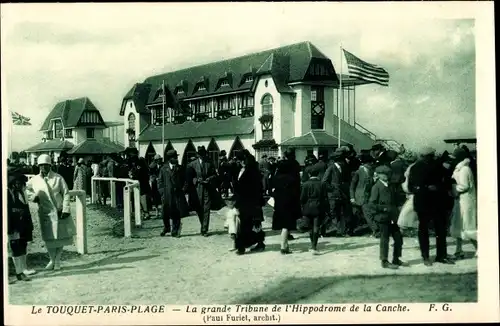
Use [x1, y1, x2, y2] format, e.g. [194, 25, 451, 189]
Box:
[26, 154, 75, 271]
[321, 150, 351, 236]
[350, 153, 377, 236]
[371, 144, 391, 167]
[185, 146, 217, 236]
[158, 150, 189, 237]
[408, 146, 454, 266]
[218, 150, 232, 198]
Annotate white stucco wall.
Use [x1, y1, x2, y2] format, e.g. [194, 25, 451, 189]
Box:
[323, 87, 335, 135]
[292, 85, 312, 137]
[122, 99, 141, 147]
[253, 75, 281, 143]
[280, 93, 295, 144]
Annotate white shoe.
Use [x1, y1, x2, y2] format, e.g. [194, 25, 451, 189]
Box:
[45, 261, 54, 270]
[23, 269, 37, 276]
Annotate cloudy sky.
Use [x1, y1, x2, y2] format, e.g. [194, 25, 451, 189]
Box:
[1, 2, 484, 152]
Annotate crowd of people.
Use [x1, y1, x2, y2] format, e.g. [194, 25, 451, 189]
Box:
[7, 141, 478, 283]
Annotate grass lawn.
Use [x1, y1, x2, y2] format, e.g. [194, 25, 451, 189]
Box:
[7, 202, 478, 305]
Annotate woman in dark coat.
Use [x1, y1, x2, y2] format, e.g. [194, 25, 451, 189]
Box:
[271, 149, 302, 254]
[8, 168, 36, 282]
[233, 150, 266, 255]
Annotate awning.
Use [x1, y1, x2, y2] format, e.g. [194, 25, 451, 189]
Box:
[67, 139, 125, 155]
[280, 130, 352, 147]
[443, 138, 477, 144]
[25, 139, 74, 153]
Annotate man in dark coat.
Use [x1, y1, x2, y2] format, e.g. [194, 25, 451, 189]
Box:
[350, 154, 376, 236]
[322, 150, 351, 236]
[302, 154, 318, 183]
[158, 150, 189, 237]
[185, 146, 217, 236]
[408, 146, 455, 266]
[388, 150, 408, 208]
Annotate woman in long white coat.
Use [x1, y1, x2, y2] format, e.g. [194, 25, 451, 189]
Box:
[449, 147, 477, 259]
[26, 154, 76, 270]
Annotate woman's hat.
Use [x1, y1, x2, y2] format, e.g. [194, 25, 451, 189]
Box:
[165, 150, 179, 159]
[197, 146, 207, 156]
[37, 154, 51, 165]
[8, 167, 27, 184]
[450, 147, 468, 162]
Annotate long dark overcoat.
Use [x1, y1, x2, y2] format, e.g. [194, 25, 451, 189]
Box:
[157, 163, 189, 219]
[271, 159, 301, 230]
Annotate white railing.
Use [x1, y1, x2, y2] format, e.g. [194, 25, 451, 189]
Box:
[25, 174, 87, 255]
[91, 177, 142, 238]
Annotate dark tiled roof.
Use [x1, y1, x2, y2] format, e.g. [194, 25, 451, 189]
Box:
[132, 41, 336, 105]
[280, 130, 352, 147]
[40, 97, 105, 131]
[25, 139, 74, 152]
[120, 83, 152, 116]
[67, 139, 125, 155]
[138, 116, 254, 142]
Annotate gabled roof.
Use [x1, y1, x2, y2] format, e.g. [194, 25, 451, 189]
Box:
[122, 41, 337, 108]
[67, 139, 125, 155]
[280, 130, 352, 147]
[138, 116, 254, 142]
[25, 139, 74, 153]
[40, 97, 106, 131]
[119, 83, 152, 116]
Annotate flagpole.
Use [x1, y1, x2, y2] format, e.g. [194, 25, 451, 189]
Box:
[162, 80, 165, 156]
[338, 44, 343, 148]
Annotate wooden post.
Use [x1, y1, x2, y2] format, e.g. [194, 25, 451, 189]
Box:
[91, 178, 97, 204]
[123, 186, 132, 237]
[110, 180, 116, 208]
[74, 191, 88, 254]
[133, 186, 141, 227]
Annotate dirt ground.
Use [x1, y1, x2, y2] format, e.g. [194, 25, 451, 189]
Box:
[7, 203, 477, 305]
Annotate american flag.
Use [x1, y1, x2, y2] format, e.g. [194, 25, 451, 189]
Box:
[343, 49, 390, 86]
[11, 111, 32, 126]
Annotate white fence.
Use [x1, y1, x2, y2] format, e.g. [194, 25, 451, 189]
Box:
[25, 174, 88, 254]
[91, 177, 142, 237]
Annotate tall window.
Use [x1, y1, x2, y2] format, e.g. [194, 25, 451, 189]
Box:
[128, 113, 136, 130]
[261, 94, 273, 115]
[311, 86, 325, 129]
[260, 94, 273, 140]
[64, 129, 73, 138]
[86, 128, 95, 139]
[54, 120, 63, 139]
[152, 107, 168, 125]
[239, 94, 255, 117]
[207, 138, 220, 168]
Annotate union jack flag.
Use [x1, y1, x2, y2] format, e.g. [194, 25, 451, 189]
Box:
[11, 111, 32, 126]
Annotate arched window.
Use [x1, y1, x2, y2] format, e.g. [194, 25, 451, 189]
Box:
[181, 139, 197, 167]
[261, 94, 273, 115]
[128, 113, 136, 130]
[127, 113, 136, 148]
[229, 136, 245, 159]
[207, 138, 220, 168]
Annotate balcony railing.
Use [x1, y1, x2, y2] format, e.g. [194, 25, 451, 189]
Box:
[355, 122, 377, 140]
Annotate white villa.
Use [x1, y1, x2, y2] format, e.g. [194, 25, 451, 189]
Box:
[120, 41, 379, 166]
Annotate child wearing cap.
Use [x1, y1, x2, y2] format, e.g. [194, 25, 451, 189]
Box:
[300, 165, 329, 255]
[223, 193, 240, 251]
[367, 165, 409, 269]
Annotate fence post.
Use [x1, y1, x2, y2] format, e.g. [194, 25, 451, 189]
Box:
[74, 191, 88, 254]
[123, 186, 132, 237]
[133, 186, 141, 227]
[110, 180, 116, 208]
[91, 178, 97, 204]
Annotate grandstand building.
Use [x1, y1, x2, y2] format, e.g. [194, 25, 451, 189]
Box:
[120, 41, 378, 166]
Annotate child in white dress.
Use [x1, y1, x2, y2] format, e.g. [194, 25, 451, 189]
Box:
[223, 194, 240, 251]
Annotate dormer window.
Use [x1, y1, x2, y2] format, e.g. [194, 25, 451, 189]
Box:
[244, 75, 254, 83]
[220, 80, 229, 87]
[175, 87, 184, 95]
[196, 84, 206, 92]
